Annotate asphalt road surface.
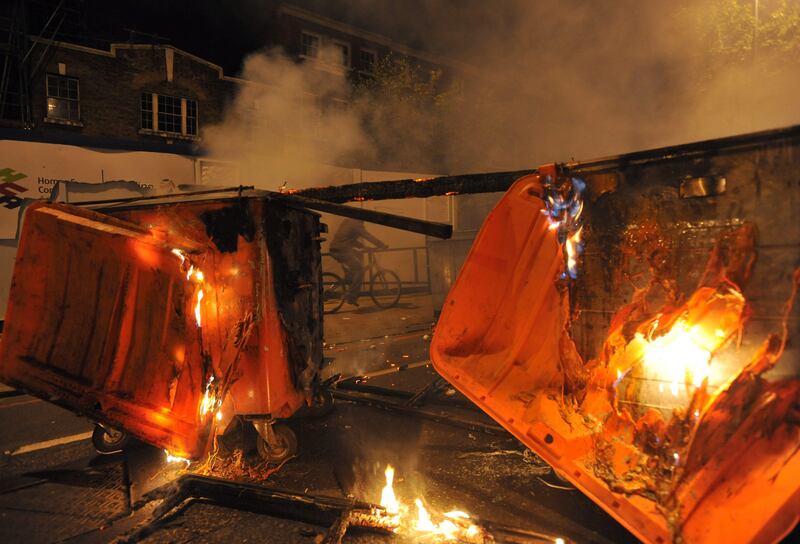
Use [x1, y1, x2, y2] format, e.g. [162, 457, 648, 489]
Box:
[0, 321, 641, 544]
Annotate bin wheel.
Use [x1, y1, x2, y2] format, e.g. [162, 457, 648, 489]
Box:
[306, 389, 335, 418]
[256, 424, 297, 463]
[92, 424, 130, 454]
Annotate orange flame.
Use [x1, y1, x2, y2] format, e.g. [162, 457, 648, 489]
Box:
[195, 289, 204, 327]
[638, 320, 712, 396]
[380, 465, 400, 517]
[199, 375, 217, 420]
[171, 248, 186, 264]
[378, 464, 486, 541]
[164, 449, 191, 467]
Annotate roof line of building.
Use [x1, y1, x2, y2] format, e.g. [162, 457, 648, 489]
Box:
[277, 3, 481, 77]
[29, 36, 256, 86]
[27, 35, 355, 108]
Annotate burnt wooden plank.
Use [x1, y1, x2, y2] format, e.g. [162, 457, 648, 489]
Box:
[293, 170, 533, 204]
[293, 124, 800, 204]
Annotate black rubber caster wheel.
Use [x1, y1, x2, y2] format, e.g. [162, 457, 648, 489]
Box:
[256, 423, 297, 463]
[92, 424, 130, 454]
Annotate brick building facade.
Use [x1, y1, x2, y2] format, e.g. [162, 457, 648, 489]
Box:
[1, 2, 469, 159]
[27, 41, 240, 149]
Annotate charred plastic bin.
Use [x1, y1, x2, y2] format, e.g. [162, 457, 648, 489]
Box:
[0, 194, 325, 461]
[432, 129, 800, 544]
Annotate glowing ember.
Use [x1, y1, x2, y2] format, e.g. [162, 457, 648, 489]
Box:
[164, 449, 191, 467]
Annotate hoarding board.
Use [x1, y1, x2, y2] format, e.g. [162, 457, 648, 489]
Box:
[0, 139, 198, 238]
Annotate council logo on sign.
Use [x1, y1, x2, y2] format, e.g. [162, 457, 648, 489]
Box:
[0, 167, 29, 210]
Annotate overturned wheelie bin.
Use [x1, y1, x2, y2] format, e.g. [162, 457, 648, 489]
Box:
[0, 193, 327, 461]
[0, 187, 451, 462]
[431, 160, 800, 544]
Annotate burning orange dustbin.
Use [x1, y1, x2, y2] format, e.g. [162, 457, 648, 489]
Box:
[431, 166, 800, 543]
[0, 195, 326, 462]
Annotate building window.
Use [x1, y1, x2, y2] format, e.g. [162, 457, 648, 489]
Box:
[301, 31, 321, 59]
[141, 93, 153, 129]
[359, 49, 376, 73]
[332, 41, 350, 68]
[157, 94, 182, 133]
[140, 92, 198, 137]
[46, 74, 80, 122]
[186, 99, 197, 135]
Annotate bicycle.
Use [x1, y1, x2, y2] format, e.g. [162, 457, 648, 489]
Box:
[322, 250, 402, 313]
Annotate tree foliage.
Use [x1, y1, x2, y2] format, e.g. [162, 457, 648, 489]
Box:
[687, 0, 800, 64]
[351, 54, 462, 170]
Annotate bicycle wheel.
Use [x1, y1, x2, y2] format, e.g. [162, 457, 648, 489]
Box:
[322, 272, 346, 314]
[370, 269, 402, 309]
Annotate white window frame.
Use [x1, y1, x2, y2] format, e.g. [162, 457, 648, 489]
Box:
[45, 73, 81, 124]
[300, 30, 322, 60]
[140, 92, 199, 139]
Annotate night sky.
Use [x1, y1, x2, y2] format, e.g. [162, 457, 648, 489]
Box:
[77, 0, 488, 75]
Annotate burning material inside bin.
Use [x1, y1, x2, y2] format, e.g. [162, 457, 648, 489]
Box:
[579, 226, 800, 535]
[431, 170, 800, 543]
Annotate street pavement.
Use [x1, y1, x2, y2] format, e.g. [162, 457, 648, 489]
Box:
[0, 293, 642, 543]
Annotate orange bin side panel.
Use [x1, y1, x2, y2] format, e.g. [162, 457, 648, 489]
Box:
[0, 202, 210, 458]
[432, 174, 566, 421]
[110, 199, 318, 420]
[0, 199, 321, 459]
[430, 175, 800, 543]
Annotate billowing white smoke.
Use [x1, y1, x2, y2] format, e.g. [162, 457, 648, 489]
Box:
[206, 0, 800, 179]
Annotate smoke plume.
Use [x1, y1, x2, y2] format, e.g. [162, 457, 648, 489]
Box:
[205, 0, 800, 181]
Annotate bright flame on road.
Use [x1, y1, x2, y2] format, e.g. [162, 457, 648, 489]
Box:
[164, 449, 191, 467]
[380, 465, 400, 522]
[378, 464, 484, 542]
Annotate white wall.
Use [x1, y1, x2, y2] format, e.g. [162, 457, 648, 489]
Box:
[0, 139, 439, 317]
[0, 139, 198, 238]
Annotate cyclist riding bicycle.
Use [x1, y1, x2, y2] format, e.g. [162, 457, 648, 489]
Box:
[329, 218, 387, 307]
